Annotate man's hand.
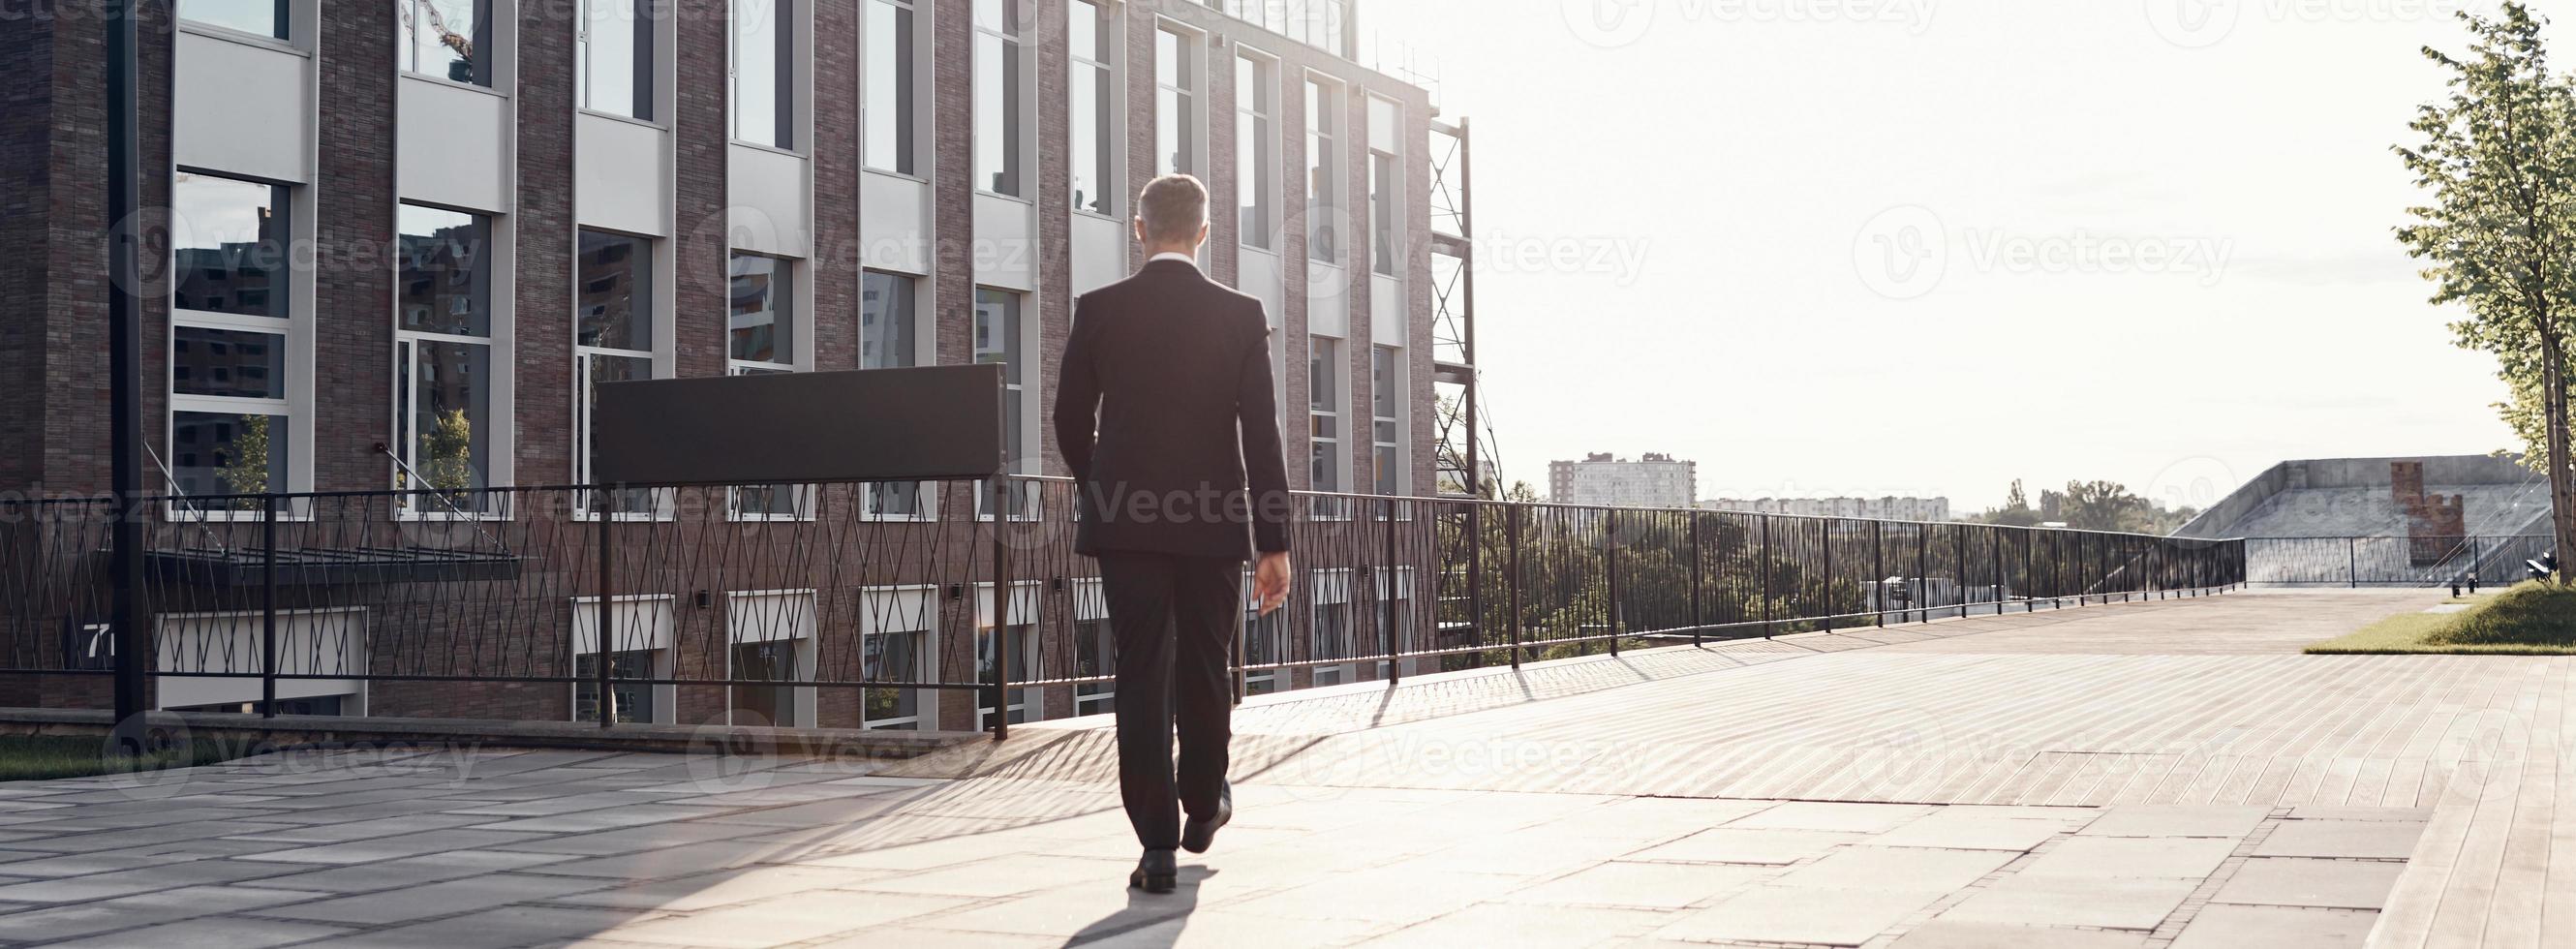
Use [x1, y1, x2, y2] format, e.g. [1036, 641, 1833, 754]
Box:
[1254, 552, 1294, 615]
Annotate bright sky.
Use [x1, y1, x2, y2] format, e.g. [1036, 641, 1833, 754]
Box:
[1362, 0, 2552, 512]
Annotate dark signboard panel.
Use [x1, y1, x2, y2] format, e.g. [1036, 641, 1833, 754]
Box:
[593, 365, 1005, 487]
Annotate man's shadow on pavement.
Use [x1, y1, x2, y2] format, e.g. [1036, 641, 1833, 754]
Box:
[1061, 866, 1214, 947]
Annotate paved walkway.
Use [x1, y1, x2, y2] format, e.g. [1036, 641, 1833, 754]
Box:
[0, 591, 2561, 947]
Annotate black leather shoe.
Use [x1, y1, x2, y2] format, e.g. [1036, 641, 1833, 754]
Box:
[1129, 848, 1178, 894]
[1181, 781, 1233, 854]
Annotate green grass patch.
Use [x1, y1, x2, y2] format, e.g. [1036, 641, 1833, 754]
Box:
[2308, 582, 2576, 655]
[0, 734, 242, 781]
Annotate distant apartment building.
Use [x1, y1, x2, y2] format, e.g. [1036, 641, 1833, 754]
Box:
[1702, 496, 1953, 522]
[1549, 452, 1698, 508]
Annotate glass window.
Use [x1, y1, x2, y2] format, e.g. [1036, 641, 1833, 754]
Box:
[977, 289, 1031, 519]
[1075, 616, 1114, 714]
[1371, 151, 1397, 275]
[1305, 78, 1339, 264]
[1069, 0, 1114, 215]
[732, 0, 797, 149]
[399, 337, 494, 503]
[171, 172, 290, 320]
[728, 253, 795, 366]
[172, 327, 286, 401]
[1155, 28, 1196, 176]
[1373, 346, 1400, 496]
[860, 270, 917, 371]
[577, 230, 656, 352]
[396, 205, 493, 337]
[179, 0, 288, 40]
[865, 0, 916, 173]
[1237, 55, 1274, 250]
[975, 622, 1038, 727]
[575, 650, 658, 723]
[1309, 336, 1341, 494]
[578, 230, 658, 513]
[399, 0, 493, 86]
[579, 0, 656, 120]
[974, 0, 1024, 197]
[864, 626, 924, 728]
[862, 271, 926, 520]
[171, 410, 289, 501]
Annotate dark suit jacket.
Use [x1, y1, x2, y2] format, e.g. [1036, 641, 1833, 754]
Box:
[1054, 259, 1293, 560]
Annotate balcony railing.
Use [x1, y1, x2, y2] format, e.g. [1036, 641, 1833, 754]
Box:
[0, 478, 2247, 735]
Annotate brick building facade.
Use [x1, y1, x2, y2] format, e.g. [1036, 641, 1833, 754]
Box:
[0, 0, 1442, 731]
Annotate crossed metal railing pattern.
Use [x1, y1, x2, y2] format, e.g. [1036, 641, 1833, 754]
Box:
[0, 479, 2247, 735]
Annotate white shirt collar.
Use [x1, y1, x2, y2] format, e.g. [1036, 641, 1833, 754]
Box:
[1148, 252, 1199, 267]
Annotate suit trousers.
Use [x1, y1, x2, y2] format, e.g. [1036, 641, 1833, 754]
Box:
[1098, 551, 1242, 851]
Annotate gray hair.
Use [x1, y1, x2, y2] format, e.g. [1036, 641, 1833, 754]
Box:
[1136, 174, 1210, 244]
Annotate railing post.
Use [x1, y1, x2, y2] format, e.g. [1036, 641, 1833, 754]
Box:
[1689, 513, 1705, 646]
[596, 487, 615, 729]
[2023, 531, 2036, 612]
[1873, 520, 1886, 628]
[261, 493, 279, 719]
[1506, 504, 1523, 670]
[1605, 510, 1622, 657]
[1992, 527, 2005, 615]
[1760, 516, 1774, 638]
[1383, 498, 1400, 686]
[1914, 523, 1929, 624]
[990, 477, 1011, 740]
[1466, 505, 1484, 667]
[1821, 522, 1834, 634]
[2348, 536, 2358, 589]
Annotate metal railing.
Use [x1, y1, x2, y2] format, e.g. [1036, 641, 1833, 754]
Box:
[2242, 536, 2550, 588]
[0, 479, 2248, 736]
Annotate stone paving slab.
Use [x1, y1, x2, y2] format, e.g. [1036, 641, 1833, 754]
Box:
[0, 592, 2543, 947]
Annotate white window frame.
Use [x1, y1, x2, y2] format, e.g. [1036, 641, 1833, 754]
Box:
[859, 269, 936, 522]
[397, 0, 503, 92]
[862, 0, 925, 176]
[859, 584, 938, 730]
[1367, 94, 1402, 278]
[1309, 566, 1355, 686]
[391, 200, 513, 522]
[1371, 344, 1405, 499]
[974, 581, 1044, 730]
[973, 0, 1031, 199]
[1241, 571, 1280, 695]
[1236, 48, 1278, 252]
[728, 0, 807, 152]
[167, 168, 312, 520]
[1304, 73, 1343, 267]
[572, 227, 671, 522]
[1153, 21, 1204, 178]
[725, 589, 819, 729]
[726, 251, 814, 522]
[1307, 334, 1351, 521]
[576, 0, 663, 123]
[569, 594, 677, 725]
[975, 287, 1041, 523]
[1068, 0, 1120, 218]
[1072, 577, 1113, 716]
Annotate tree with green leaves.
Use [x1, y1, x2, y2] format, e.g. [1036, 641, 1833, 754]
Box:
[2396, 2, 2576, 582]
[215, 414, 271, 509]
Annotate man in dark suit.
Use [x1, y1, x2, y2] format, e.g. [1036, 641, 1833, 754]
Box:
[1054, 174, 1294, 894]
